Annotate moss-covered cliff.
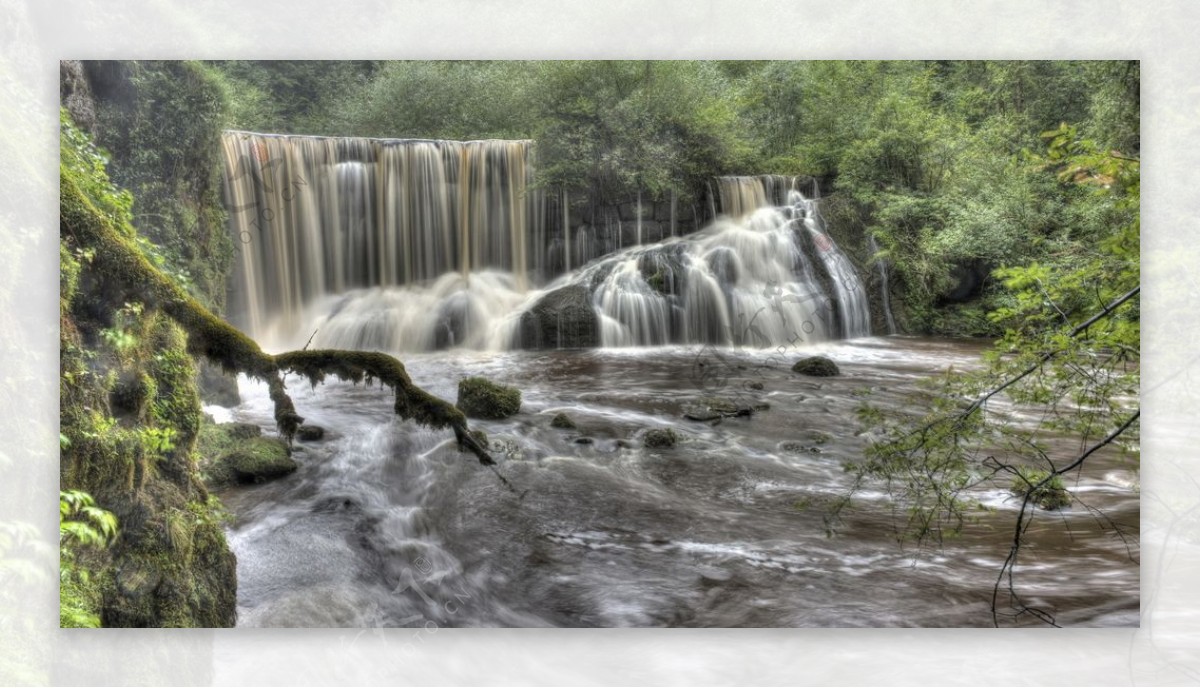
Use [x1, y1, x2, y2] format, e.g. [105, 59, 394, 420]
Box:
[59, 113, 237, 627]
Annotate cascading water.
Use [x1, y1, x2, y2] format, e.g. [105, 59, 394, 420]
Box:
[866, 233, 898, 335]
[221, 131, 543, 341]
[221, 135, 871, 352]
[570, 193, 869, 348]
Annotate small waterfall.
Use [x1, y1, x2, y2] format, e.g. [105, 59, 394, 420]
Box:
[866, 233, 898, 335]
[564, 185, 870, 348]
[221, 131, 543, 340]
[715, 175, 804, 217]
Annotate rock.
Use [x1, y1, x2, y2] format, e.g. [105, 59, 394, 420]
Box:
[433, 292, 470, 349]
[225, 438, 296, 484]
[747, 381, 764, 390]
[573, 437, 594, 445]
[456, 377, 521, 420]
[684, 396, 764, 421]
[696, 565, 732, 583]
[550, 412, 577, 429]
[792, 355, 840, 377]
[643, 428, 680, 449]
[683, 408, 722, 422]
[60, 60, 97, 133]
[296, 424, 325, 442]
[197, 422, 294, 487]
[517, 285, 599, 349]
[802, 430, 832, 444]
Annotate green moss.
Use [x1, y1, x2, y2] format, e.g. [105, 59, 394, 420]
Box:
[550, 412, 577, 429]
[197, 421, 295, 486]
[792, 355, 841, 377]
[456, 376, 521, 420]
[60, 123, 238, 627]
[60, 242, 81, 310]
[1010, 468, 1071, 510]
[643, 427, 680, 448]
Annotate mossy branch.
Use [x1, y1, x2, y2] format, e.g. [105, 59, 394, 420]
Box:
[61, 168, 494, 465]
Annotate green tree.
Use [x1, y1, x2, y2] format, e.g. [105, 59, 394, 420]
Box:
[844, 126, 1139, 626]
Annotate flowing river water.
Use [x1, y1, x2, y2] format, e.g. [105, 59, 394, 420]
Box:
[213, 132, 1137, 627]
[212, 337, 1139, 628]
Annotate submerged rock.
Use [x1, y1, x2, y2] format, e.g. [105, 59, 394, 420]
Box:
[516, 285, 599, 349]
[792, 355, 840, 377]
[683, 397, 767, 422]
[296, 424, 325, 442]
[643, 428, 680, 448]
[550, 412, 577, 429]
[456, 377, 521, 419]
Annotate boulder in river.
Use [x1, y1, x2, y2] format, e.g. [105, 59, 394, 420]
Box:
[643, 428, 680, 448]
[791, 355, 840, 377]
[516, 285, 599, 349]
[550, 412, 577, 429]
[456, 377, 521, 419]
[296, 424, 325, 441]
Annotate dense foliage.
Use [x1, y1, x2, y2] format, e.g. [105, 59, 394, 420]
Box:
[60, 113, 238, 627]
[845, 128, 1139, 624]
[85, 60, 234, 312]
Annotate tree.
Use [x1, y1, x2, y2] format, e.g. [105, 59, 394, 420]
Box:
[841, 124, 1139, 626]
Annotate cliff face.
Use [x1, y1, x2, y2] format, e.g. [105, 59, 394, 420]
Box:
[60, 112, 237, 627]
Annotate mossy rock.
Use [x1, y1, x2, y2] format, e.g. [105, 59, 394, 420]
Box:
[643, 428, 680, 449]
[791, 355, 840, 377]
[550, 412, 577, 429]
[1010, 468, 1071, 510]
[456, 377, 521, 420]
[296, 424, 325, 441]
[198, 422, 295, 486]
[223, 439, 297, 484]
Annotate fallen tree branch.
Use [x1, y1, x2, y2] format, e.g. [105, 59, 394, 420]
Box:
[61, 169, 496, 467]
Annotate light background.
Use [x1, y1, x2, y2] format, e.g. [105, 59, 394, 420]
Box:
[1, 0, 1197, 684]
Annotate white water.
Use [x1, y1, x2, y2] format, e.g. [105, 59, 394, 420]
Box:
[221, 134, 872, 352]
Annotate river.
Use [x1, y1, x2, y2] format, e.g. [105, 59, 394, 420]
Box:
[211, 336, 1139, 628]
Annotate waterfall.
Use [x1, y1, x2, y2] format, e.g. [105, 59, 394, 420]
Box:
[221, 131, 543, 340]
[559, 181, 871, 348]
[866, 233, 898, 335]
[221, 134, 870, 352]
